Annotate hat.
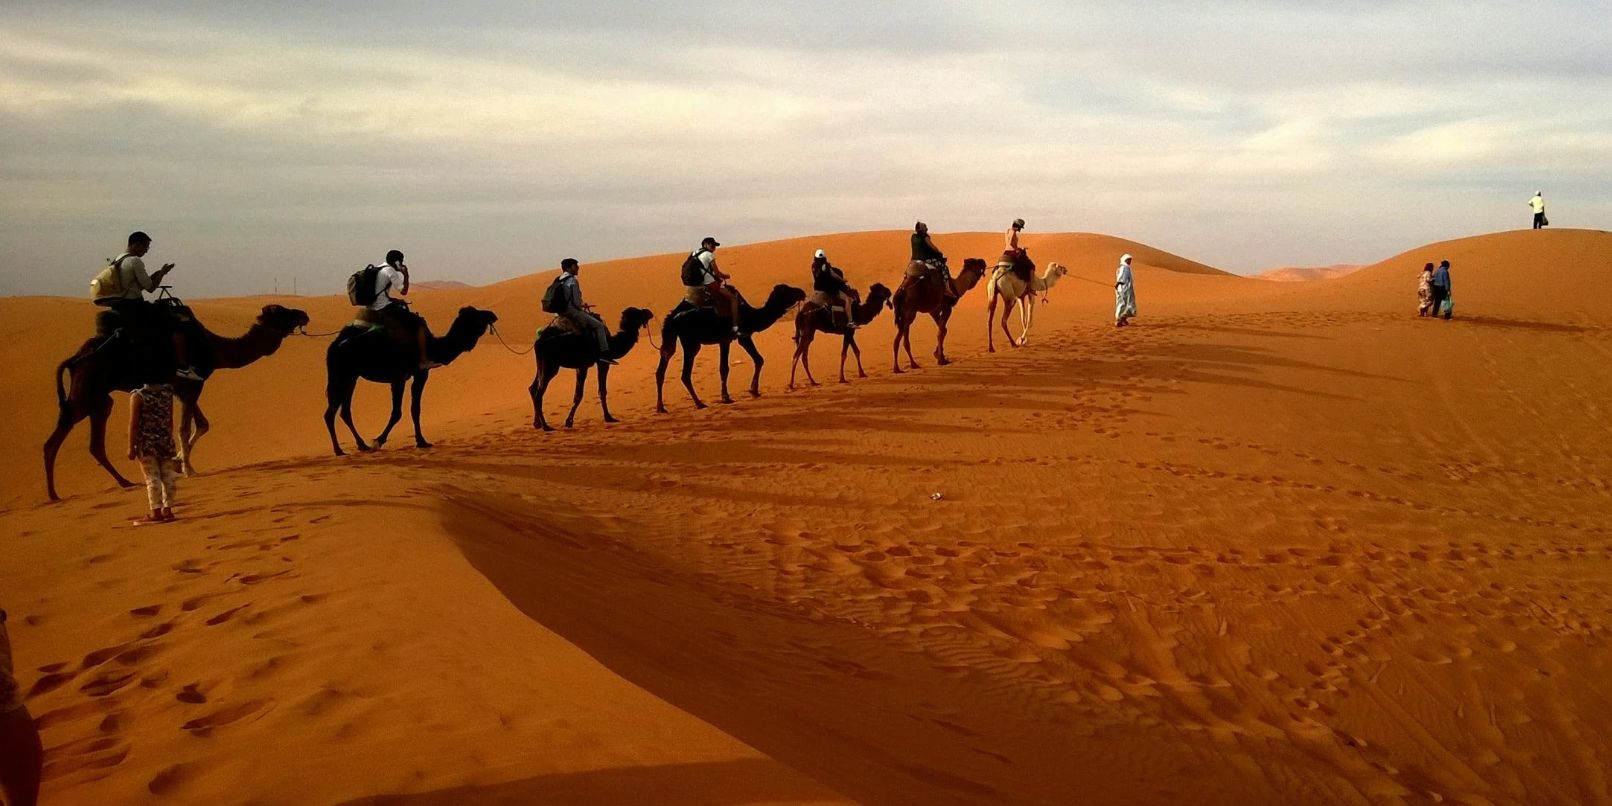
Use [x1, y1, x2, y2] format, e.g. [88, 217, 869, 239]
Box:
[1120, 253, 1132, 263]
[1012, 218, 1025, 229]
[814, 249, 826, 259]
[701, 236, 720, 247]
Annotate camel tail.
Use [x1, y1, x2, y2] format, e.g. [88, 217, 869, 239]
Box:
[55, 358, 72, 407]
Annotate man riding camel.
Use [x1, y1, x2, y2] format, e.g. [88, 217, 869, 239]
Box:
[369, 249, 439, 370]
[93, 231, 203, 381]
[809, 248, 858, 329]
[901, 221, 957, 299]
[682, 236, 743, 336]
[552, 258, 617, 365]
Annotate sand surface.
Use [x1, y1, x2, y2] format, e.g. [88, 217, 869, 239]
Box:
[3, 228, 1611, 804]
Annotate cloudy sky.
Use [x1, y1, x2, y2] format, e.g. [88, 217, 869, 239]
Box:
[2, 1, 1608, 296]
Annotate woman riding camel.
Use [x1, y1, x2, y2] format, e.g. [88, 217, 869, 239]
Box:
[810, 249, 858, 329]
[905, 221, 957, 298]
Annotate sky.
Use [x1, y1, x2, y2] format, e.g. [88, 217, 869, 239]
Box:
[2, 1, 1609, 297]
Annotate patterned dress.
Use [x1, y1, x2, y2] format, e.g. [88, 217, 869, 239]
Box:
[133, 385, 177, 459]
[1417, 270, 1434, 316]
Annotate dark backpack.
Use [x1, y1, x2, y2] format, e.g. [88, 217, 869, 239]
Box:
[680, 250, 708, 287]
[347, 264, 381, 306]
[541, 275, 567, 313]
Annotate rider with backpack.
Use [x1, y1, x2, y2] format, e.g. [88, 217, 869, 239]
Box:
[90, 231, 202, 381]
[542, 258, 616, 364]
[681, 237, 742, 336]
[352, 250, 437, 370]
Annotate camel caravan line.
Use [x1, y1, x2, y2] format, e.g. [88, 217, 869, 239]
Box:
[45, 230, 1098, 500]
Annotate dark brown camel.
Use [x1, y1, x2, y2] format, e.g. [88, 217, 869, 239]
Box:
[889, 258, 989, 373]
[788, 283, 892, 389]
[654, 283, 807, 413]
[529, 307, 654, 431]
[44, 303, 310, 501]
[323, 306, 497, 456]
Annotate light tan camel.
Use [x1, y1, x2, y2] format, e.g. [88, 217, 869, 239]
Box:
[986, 261, 1067, 352]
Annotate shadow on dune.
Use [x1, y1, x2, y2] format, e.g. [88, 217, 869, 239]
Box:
[1451, 316, 1591, 334]
[340, 758, 842, 806]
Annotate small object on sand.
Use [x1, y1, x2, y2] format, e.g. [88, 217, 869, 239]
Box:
[930, 492, 944, 501]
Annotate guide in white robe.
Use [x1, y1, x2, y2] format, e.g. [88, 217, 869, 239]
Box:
[1115, 254, 1137, 325]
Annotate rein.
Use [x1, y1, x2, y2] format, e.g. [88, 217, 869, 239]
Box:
[489, 323, 533, 356]
[296, 326, 345, 338]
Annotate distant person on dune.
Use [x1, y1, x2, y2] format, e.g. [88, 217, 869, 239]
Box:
[552, 258, 616, 364]
[1115, 254, 1137, 327]
[1, 609, 43, 806]
[128, 381, 180, 524]
[1530, 191, 1547, 229]
[1430, 260, 1453, 320]
[370, 250, 439, 369]
[1418, 263, 1435, 317]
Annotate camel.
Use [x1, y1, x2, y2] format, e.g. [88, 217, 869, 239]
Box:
[986, 261, 1068, 352]
[44, 303, 310, 501]
[323, 306, 498, 456]
[788, 283, 892, 389]
[889, 258, 989, 373]
[655, 283, 807, 413]
[529, 307, 654, 431]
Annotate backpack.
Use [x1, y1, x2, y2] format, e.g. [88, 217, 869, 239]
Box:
[680, 249, 708, 287]
[89, 254, 131, 303]
[347, 264, 382, 306]
[541, 275, 568, 313]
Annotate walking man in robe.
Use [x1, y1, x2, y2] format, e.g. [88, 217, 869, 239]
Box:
[1115, 254, 1137, 327]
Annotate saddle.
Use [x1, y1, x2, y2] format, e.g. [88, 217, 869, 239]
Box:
[679, 286, 737, 317]
[537, 311, 603, 340]
[999, 249, 1035, 283]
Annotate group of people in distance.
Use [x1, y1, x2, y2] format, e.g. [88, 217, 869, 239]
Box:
[1418, 260, 1455, 320]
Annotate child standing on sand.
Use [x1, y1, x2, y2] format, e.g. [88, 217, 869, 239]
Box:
[128, 382, 179, 524]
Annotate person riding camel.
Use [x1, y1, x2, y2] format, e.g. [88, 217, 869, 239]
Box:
[368, 249, 439, 370]
[903, 221, 957, 298]
[810, 249, 858, 329]
[683, 237, 743, 336]
[1005, 217, 1032, 278]
[92, 231, 203, 381]
[552, 258, 617, 365]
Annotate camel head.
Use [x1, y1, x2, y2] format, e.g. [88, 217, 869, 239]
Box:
[1045, 262, 1068, 280]
[258, 304, 311, 334]
[960, 258, 989, 276]
[765, 284, 808, 310]
[449, 306, 499, 337]
[619, 307, 655, 333]
[865, 282, 893, 308]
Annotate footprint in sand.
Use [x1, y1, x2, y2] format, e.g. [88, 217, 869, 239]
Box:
[180, 698, 275, 736]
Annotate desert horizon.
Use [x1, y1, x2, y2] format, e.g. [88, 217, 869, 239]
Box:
[4, 225, 1612, 804]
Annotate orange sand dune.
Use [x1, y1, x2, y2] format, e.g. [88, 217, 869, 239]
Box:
[3, 229, 1612, 804]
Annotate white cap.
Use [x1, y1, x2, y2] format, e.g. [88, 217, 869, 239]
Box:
[1120, 253, 1132, 263]
[814, 249, 826, 259]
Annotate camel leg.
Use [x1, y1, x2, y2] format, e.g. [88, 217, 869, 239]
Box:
[43, 402, 90, 501]
[796, 334, 818, 387]
[375, 381, 405, 448]
[655, 344, 675, 414]
[717, 341, 736, 404]
[743, 336, 765, 398]
[323, 372, 361, 456]
[849, 334, 867, 378]
[338, 380, 369, 453]
[681, 341, 706, 409]
[934, 309, 952, 365]
[891, 318, 906, 374]
[788, 331, 809, 390]
[410, 371, 431, 449]
[528, 356, 545, 430]
[532, 361, 560, 431]
[987, 289, 999, 353]
[837, 334, 851, 383]
[86, 397, 134, 491]
[1000, 297, 1019, 348]
[178, 399, 209, 476]
[597, 364, 619, 424]
[564, 365, 590, 428]
[1019, 296, 1035, 346]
